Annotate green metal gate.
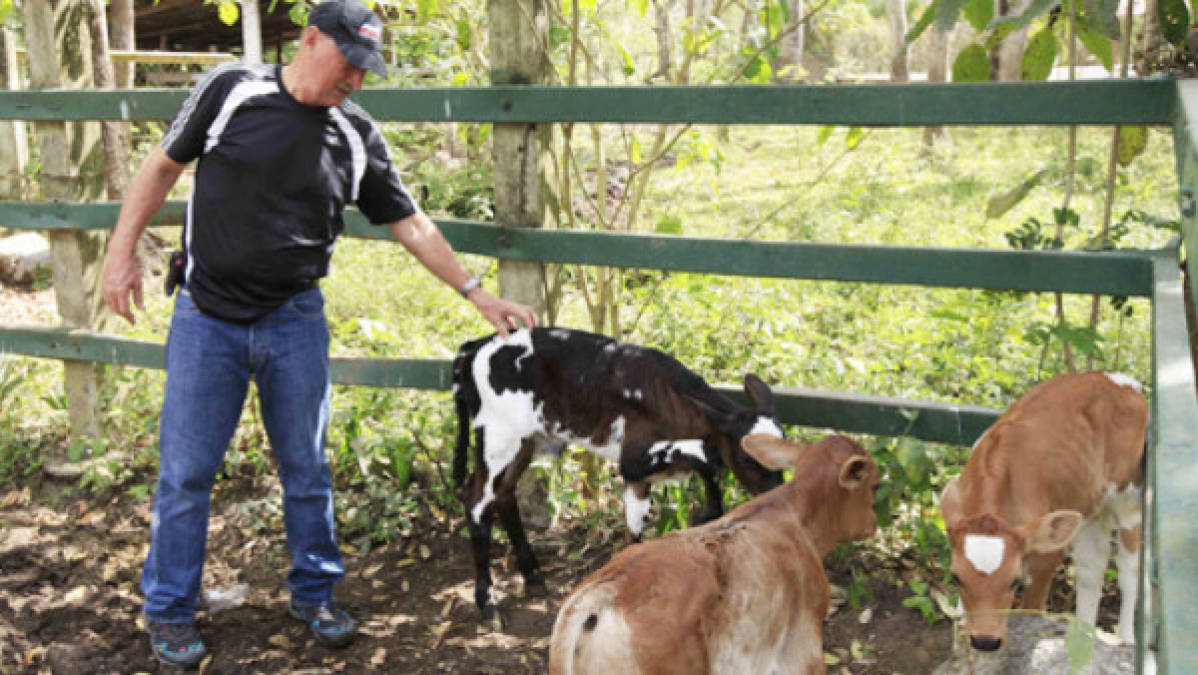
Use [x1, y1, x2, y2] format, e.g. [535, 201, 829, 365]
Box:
[0, 78, 1195, 671]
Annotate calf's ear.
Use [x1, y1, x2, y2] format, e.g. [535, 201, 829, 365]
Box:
[741, 433, 801, 471]
[938, 477, 962, 529]
[743, 374, 776, 416]
[1025, 510, 1084, 553]
[838, 456, 872, 489]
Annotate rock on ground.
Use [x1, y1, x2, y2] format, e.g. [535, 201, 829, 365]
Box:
[0, 233, 50, 286]
[933, 614, 1134, 675]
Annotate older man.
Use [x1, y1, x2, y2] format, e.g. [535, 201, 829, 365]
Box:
[102, 0, 536, 667]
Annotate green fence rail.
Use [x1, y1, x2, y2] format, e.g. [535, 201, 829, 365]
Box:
[0, 79, 1196, 672]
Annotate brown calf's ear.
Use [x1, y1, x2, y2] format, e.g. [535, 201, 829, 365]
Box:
[1026, 510, 1085, 553]
[741, 433, 801, 471]
[743, 374, 776, 417]
[938, 477, 961, 529]
[838, 456, 871, 489]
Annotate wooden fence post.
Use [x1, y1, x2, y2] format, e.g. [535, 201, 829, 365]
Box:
[0, 28, 28, 202]
[24, 0, 108, 475]
[489, 0, 555, 526]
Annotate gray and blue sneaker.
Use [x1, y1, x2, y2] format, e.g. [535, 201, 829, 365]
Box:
[147, 619, 208, 670]
[289, 600, 356, 648]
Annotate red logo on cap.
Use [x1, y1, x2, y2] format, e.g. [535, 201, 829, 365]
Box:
[357, 24, 381, 43]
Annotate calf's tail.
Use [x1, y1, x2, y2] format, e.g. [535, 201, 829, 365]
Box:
[549, 584, 636, 675]
[452, 342, 481, 488]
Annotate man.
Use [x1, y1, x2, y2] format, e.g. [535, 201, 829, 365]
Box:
[101, 0, 537, 668]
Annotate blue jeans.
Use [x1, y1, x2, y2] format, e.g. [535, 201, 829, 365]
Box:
[142, 286, 344, 622]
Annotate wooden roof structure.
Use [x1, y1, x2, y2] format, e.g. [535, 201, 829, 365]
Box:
[129, 0, 303, 54]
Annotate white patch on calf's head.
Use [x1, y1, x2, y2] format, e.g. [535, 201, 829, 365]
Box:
[1103, 372, 1143, 392]
[750, 417, 783, 438]
[964, 534, 1006, 575]
[548, 328, 570, 340]
[623, 485, 652, 537]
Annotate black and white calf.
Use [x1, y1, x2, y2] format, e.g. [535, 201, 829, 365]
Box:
[452, 327, 785, 621]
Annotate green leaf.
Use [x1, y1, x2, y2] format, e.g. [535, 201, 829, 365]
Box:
[288, 2, 308, 26]
[218, 1, 239, 26]
[630, 135, 643, 165]
[1021, 26, 1059, 81]
[1076, 22, 1113, 70]
[952, 44, 991, 82]
[930, 309, 969, 322]
[1116, 126, 1148, 167]
[984, 21, 1020, 50]
[618, 43, 636, 76]
[963, 0, 994, 31]
[417, 0, 439, 22]
[455, 17, 473, 51]
[1065, 618, 1096, 673]
[1084, 0, 1122, 37]
[1158, 0, 1190, 47]
[655, 215, 683, 234]
[630, 0, 649, 16]
[1008, 0, 1063, 28]
[817, 125, 835, 146]
[935, 0, 968, 30]
[0, 0, 14, 25]
[845, 127, 864, 149]
[986, 169, 1049, 219]
[907, 3, 936, 43]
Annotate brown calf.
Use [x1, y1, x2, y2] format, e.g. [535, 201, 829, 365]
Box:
[549, 434, 880, 675]
[939, 372, 1146, 651]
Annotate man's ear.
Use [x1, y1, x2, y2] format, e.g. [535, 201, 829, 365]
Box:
[1025, 510, 1084, 553]
[741, 434, 803, 471]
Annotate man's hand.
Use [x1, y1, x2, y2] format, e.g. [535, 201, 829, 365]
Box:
[102, 249, 144, 325]
[467, 289, 537, 338]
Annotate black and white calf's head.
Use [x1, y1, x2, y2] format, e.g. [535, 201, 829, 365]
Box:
[704, 373, 786, 494]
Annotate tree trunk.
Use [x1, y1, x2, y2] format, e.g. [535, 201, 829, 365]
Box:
[651, 0, 672, 81]
[241, 0, 263, 64]
[87, 0, 129, 202]
[994, 0, 1032, 80]
[777, 0, 805, 80]
[25, 0, 108, 474]
[886, 0, 908, 82]
[1139, 0, 1164, 73]
[0, 28, 28, 201]
[110, 0, 134, 87]
[923, 23, 950, 147]
[489, 0, 553, 530]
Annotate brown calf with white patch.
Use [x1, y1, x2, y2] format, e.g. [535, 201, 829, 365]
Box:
[549, 434, 880, 675]
[939, 372, 1146, 651]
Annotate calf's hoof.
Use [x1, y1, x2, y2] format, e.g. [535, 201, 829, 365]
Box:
[479, 604, 505, 631]
[523, 577, 548, 598]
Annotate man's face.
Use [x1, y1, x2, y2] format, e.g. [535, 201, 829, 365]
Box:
[309, 30, 367, 107]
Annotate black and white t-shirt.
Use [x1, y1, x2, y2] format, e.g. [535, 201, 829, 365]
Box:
[162, 62, 417, 322]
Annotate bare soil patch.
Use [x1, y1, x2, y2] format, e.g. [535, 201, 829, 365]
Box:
[0, 471, 959, 675]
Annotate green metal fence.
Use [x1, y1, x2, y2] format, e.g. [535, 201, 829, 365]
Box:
[0, 79, 1195, 671]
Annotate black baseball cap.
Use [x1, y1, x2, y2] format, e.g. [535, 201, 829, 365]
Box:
[308, 0, 386, 77]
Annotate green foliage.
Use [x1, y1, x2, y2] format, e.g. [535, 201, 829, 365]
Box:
[1157, 0, 1191, 47]
[952, 44, 991, 82]
[1065, 616, 1097, 673]
[1021, 26, 1060, 81]
[902, 578, 943, 626]
[1117, 126, 1148, 167]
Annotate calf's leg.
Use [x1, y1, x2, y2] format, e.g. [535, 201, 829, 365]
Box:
[495, 439, 545, 595]
[1070, 517, 1110, 628]
[1115, 524, 1141, 643]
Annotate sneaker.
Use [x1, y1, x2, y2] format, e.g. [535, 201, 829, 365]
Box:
[147, 619, 208, 670]
[289, 600, 356, 648]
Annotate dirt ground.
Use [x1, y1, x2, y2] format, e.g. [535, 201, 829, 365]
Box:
[0, 469, 960, 675]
